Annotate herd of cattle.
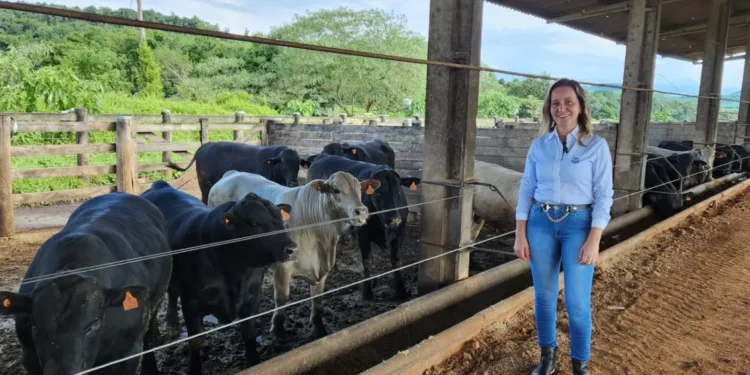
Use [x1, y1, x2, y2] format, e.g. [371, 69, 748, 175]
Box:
[0, 136, 748, 375]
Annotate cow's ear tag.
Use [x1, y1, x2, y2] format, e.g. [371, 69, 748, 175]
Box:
[410, 182, 417, 191]
[366, 185, 375, 195]
[224, 217, 230, 224]
[123, 291, 138, 311]
[280, 209, 290, 221]
[266, 160, 272, 165]
[351, 149, 357, 155]
[2, 298, 10, 308]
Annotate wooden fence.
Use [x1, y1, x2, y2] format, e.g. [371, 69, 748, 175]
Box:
[0, 110, 266, 237]
[1, 107, 746, 237]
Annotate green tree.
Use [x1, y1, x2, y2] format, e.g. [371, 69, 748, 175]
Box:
[133, 43, 163, 97]
[262, 7, 428, 116]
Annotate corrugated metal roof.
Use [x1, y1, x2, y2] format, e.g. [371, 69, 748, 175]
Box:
[486, 0, 750, 63]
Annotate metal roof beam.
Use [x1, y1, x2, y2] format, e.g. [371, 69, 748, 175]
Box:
[547, 2, 629, 24]
[660, 11, 750, 38]
[547, 0, 686, 24]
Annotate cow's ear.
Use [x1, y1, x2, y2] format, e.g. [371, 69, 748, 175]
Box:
[277, 204, 292, 221]
[300, 159, 310, 169]
[105, 286, 148, 312]
[0, 291, 32, 315]
[310, 180, 330, 194]
[265, 157, 281, 166]
[361, 179, 381, 195]
[400, 177, 421, 190]
[221, 212, 236, 229]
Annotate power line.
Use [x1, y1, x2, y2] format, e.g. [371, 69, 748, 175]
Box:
[0, 1, 747, 105]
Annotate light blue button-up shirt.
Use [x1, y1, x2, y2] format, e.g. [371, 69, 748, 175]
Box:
[515, 125, 614, 230]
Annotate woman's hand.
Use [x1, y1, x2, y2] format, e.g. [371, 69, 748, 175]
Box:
[578, 228, 603, 265]
[514, 220, 530, 261]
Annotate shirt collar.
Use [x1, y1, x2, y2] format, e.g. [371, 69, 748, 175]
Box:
[546, 124, 580, 145]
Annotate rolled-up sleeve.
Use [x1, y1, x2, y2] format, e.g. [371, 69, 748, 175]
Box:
[515, 139, 538, 221]
[591, 138, 614, 229]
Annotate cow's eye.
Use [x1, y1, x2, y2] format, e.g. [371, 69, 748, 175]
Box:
[85, 318, 101, 334]
[333, 188, 340, 194]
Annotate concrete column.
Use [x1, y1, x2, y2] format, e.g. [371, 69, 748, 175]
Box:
[612, 0, 662, 216]
[740, 26, 750, 138]
[418, 0, 482, 294]
[694, 0, 732, 170]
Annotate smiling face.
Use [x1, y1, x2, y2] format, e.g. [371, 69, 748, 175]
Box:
[550, 85, 581, 136]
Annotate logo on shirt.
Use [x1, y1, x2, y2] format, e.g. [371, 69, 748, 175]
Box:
[571, 157, 580, 164]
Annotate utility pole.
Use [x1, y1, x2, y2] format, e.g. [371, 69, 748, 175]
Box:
[137, 0, 145, 46]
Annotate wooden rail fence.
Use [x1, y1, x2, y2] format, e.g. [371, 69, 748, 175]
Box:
[0, 110, 266, 237]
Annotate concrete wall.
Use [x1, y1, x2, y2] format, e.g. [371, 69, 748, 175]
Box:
[268, 121, 741, 214]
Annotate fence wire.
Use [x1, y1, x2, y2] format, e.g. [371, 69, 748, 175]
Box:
[0, 1, 747, 105]
[70, 146, 750, 375]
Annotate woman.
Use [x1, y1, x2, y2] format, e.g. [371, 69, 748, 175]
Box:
[514, 78, 614, 375]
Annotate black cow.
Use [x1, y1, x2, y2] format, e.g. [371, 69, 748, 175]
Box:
[658, 140, 740, 178]
[166, 142, 309, 204]
[319, 139, 396, 168]
[307, 154, 420, 300]
[643, 160, 693, 218]
[0, 192, 172, 375]
[140, 180, 297, 375]
[645, 152, 708, 190]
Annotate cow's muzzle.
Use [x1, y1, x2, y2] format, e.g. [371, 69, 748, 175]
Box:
[387, 216, 402, 228]
[349, 206, 369, 226]
[283, 245, 298, 262]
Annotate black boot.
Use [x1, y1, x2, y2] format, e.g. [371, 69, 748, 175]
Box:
[572, 359, 589, 375]
[530, 346, 557, 375]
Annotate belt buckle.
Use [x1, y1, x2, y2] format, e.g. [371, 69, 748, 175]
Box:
[541, 203, 550, 212]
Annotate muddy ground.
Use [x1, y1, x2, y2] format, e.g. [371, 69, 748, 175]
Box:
[0, 186, 516, 374]
[425, 189, 750, 375]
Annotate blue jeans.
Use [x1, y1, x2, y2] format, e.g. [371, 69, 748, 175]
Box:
[527, 202, 594, 361]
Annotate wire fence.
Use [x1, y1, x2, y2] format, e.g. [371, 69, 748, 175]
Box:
[70, 142, 750, 375]
[0, 1, 747, 373]
[0, 1, 747, 106]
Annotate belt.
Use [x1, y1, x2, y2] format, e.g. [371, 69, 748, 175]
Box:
[532, 199, 592, 223]
[532, 198, 592, 212]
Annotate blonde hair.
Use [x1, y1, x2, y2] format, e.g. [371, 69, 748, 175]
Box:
[540, 78, 593, 146]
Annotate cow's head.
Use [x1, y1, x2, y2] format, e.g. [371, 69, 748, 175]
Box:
[644, 162, 684, 218]
[221, 192, 297, 265]
[265, 148, 301, 187]
[365, 170, 420, 230]
[309, 171, 379, 228]
[322, 142, 345, 156]
[0, 275, 149, 374]
[342, 146, 364, 162]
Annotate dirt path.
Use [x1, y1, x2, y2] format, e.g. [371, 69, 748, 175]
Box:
[426, 190, 750, 375]
[11, 179, 203, 232]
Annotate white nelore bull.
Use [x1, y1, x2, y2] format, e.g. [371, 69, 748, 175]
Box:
[207, 170, 381, 339]
[469, 159, 523, 240]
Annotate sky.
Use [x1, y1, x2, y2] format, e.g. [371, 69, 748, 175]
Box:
[14, 0, 747, 97]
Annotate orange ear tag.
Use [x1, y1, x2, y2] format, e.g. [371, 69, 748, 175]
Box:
[281, 209, 290, 221]
[3, 299, 10, 308]
[366, 185, 375, 195]
[123, 291, 138, 311]
[410, 182, 417, 191]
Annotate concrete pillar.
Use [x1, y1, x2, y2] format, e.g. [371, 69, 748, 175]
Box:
[694, 0, 732, 170]
[740, 26, 750, 139]
[612, 0, 662, 216]
[418, 0, 482, 294]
